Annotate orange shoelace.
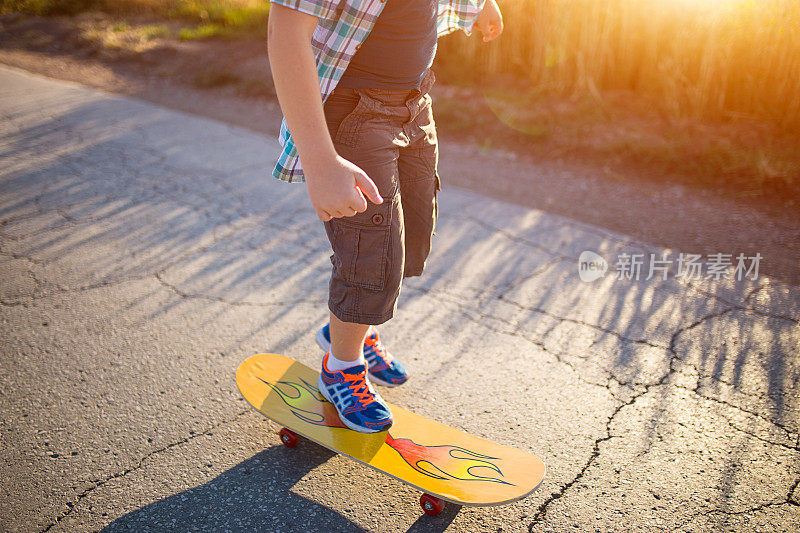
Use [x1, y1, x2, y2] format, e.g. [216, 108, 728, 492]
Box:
[364, 335, 393, 364]
[344, 370, 376, 406]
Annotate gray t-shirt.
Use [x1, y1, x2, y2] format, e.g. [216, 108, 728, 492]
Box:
[337, 0, 438, 90]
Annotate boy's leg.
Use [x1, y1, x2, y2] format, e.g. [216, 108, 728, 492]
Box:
[321, 87, 405, 327]
[317, 75, 437, 384]
[315, 85, 408, 433]
[328, 312, 369, 363]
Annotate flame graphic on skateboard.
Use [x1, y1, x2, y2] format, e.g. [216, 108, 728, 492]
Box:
[384, 434, 512, 485]
[257, 376, 346, 428]
[261, 376, 512, 485]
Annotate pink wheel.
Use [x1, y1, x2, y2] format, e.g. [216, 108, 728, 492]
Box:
[279, 428, 298, 448]
[420, 494, 445, 516]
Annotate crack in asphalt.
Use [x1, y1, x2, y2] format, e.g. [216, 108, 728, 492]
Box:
[742, 282, 800, 322]
[40, 408, 250, 533]
[498, 293, 668, 349]
[675, 359, 771, 401]
[0, 272, 156, 306]
[729, 305, 800, 324]
[6, 189, 795, 532]
[789, 474, 800, 506]
[464, 216, 572, 260]
[0, 211, 270, 305]
[673, 384, 798, 444]
[461, 299, 629, 395]
[668, 497, 799, 533]
[466, 215, 633, 261]
[0, 247, 48, 265]
[676, 278, 771, 317]
[402, 282, 633, 391]
[722, 418, 800, 451]
[526, 396, 631, 531]
[526, 308, 735, 530]
[524, 303, 797, 530]
[680, 279, 800, 323]
[154, 271, 324, 308]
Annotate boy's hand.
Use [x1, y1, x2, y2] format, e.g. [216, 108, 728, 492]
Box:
[474, 0, 503, 42]
[304, 155, 383, 221]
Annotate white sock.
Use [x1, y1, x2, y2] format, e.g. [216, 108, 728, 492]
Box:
[326, 350, 365, 372]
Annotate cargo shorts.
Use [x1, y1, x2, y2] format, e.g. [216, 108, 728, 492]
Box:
[322, 68, 440, 325]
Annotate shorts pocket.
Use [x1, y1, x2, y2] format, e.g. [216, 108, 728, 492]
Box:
[324, 89, 361, 143]
[328, 200, 393, 291]
[333, 94, 371, 148]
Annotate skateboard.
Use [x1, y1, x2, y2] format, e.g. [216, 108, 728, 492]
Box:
[236, 353, 545, 515]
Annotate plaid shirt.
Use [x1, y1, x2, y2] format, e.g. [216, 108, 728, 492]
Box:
[270, 0, 487, 183]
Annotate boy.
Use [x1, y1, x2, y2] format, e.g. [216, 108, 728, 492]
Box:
[267, 0, 503, 432]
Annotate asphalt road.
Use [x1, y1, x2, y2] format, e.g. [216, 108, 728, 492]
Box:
[1, 65, 798, 532]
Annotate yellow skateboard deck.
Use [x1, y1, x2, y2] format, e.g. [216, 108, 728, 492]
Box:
[236, 353, 545, 512]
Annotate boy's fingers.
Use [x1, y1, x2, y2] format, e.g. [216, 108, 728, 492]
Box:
[350, 190, 369, 213]
[354, 172, 383, 204]
[316, 208, 333, 221]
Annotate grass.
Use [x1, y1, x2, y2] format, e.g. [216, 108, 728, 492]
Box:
[431, 81, 799, 199]
[437, 0, 800, 133]
[2, 0, 798, 200]
[435, 0, 800, 197]
[178, 22, 223, 40]
[0, 0, 97, 15]
[1, 0, 269, 37]
[5, 0, 797, 129]
[139, 23, 170, 38]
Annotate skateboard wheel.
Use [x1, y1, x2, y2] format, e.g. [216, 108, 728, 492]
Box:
[420, 494, 444, 516]
[279, 428, 298, 448]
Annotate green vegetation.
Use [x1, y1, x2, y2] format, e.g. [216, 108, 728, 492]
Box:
[6, 0, 796, 129]
[178, 23, 222, 40]
[2, 0, 797, 198]
[438, 0, 800, 132]
[1, 0, 269, 37]
[1, 0, 99, 15]
[139, 23, 170, 39]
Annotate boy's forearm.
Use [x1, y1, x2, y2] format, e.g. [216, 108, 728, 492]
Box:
[267, 5, 337, 175]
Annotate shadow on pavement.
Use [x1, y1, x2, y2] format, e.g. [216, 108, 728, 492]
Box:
[406, 503, 461, 532]
[100, 445, 358, 532]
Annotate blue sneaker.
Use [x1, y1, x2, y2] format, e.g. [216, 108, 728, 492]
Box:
[318, 352, 393, 433]
[316, 324, 408, 387]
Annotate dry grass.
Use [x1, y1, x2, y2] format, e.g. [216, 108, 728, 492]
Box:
[1, 0, 269, 36]
[433, 0, 800, 196]
[7, 0, 797, 130]
[3, 0, 798, 198]
[438, 0, 800, 132]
